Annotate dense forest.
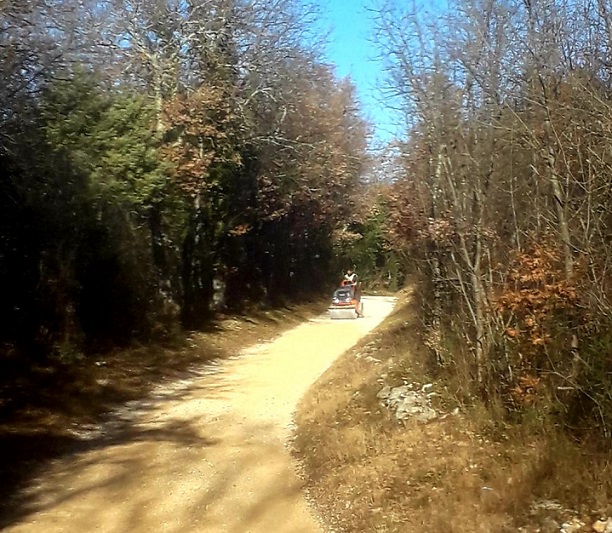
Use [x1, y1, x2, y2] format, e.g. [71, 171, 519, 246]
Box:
[3, 0, 612, 447]
[371, 0, 612, 441]
[0, 0, 371, 365]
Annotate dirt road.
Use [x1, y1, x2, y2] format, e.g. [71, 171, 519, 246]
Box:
[6, 296, 396, 533]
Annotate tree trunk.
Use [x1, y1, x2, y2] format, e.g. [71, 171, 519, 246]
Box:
[429, 148, 445, 366]
[544, 140, 573, 279]
[181, 192, 214, 328]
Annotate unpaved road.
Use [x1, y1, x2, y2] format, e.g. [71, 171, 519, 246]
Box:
[6, 296, 396, 533]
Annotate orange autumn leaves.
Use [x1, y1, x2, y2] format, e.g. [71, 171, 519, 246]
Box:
[496, 244, 582, 405]
[162, 85, 242, 196]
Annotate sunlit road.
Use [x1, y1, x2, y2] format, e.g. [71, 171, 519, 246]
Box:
[5, 296, 396, 533]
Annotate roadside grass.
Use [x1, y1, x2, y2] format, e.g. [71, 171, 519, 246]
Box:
[0, 298, 328, 525]
[294, 289, 612, 532]
[1, 300, 328, 425]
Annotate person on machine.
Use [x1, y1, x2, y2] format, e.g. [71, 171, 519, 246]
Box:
[344, 269, 358, 284]
[343, 269, 360, 299]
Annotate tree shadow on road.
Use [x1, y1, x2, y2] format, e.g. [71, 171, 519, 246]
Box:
[0, 300, 329, 531]
[0, 377, 222, 530]
[0, 396, 317, 533]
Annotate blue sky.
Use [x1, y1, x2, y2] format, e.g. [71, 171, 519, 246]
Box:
[316, 0, 401, 146]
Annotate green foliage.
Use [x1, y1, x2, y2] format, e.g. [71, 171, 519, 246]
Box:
[334, 196, 403, 289]
[0, 72, 176, 356]
[41, 72, 168, 215]
[0, 0, 371, 367]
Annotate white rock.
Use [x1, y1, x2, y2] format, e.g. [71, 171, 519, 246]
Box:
[561, 518, 585, 533]
[593, 520, 607, 533]
[387, 385, 412, 405]
[592, 518, 612, 533]
[530, 499, 563, 513]
[378, 383, 438, 422]
[414, 406, 438, 422]
[376, 385, 391, 400]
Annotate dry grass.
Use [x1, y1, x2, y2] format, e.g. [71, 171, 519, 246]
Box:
[294, 289, 612, 532]
[1, 300, 328, 421]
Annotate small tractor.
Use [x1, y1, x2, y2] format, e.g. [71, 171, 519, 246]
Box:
[328, 280, 364, 319]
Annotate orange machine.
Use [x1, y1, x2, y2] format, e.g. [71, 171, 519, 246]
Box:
[328, 280, 364, 319]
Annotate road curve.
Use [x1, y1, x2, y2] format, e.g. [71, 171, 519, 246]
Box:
[6, 296, 396, 533]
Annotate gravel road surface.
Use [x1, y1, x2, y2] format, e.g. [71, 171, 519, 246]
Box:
[6, 296, 396, 533]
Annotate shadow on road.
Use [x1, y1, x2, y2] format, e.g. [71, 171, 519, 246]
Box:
[0, 377, 220, 530]
[0, 364, 317, 533]
[0, 296, 388, 532]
